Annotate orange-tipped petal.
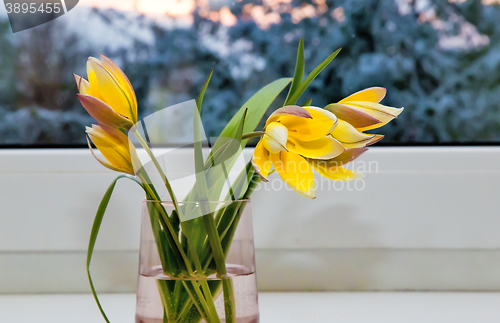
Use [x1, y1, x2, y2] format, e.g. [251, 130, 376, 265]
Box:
[98, 54, 138, 119]
[266, 105, 312, 124]
[78, 94, 134, 129]
[73, 73, 81, 85]
[339, 87, 387, 104]
[345, 102, 404, 131]
[366, 134, 385, 146]
[324, 103, 381, 128]
[87, 57, 136, 122]
[287, 136, 344, 160]
[310, 161, 364, 181]
[252, 140, 272, 181]
[327, 147, 368, 166]
[330, 119, 375, 148]
[307, 147, 368, 181]
[272, 150, 316, 199]
[74, 74, 92, 96]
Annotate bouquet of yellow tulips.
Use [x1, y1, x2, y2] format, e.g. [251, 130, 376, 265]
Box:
[78, 39, 403, 323]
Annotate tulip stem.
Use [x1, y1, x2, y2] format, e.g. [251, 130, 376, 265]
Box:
[136, 172, 197, 277]
[133, 131, 211, 278]
[132, 130, 182, 214]
[242, 131, 264, 140]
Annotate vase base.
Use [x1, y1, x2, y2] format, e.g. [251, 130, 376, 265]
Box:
[135, 314, 259, 323]
[136, 268, 259, 323]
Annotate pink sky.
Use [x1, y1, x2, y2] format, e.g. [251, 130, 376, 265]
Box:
[78, 0, 327, 28]
[78, 0, 500, 29]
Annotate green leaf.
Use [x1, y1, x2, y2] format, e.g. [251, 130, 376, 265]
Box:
[213, 77, 291, 152]
[221, 160, 253, 204]
[301, 98, 313, 107]
[235, 108, 247, 141]
[287, 48, 342, 105]
[194, 69, 214, 202]
[201, 163, 259, 270]
[180, 281, 210, 322]
[147, 201, 182, 276]
[284, 38, 305, 106]
[218, 170, 260, 260]
[207, 109, 247, 169]
[204, 109, 247, 202]
[157, 280, 175, 322]
[196, 69, 213, 113]
[183, 110, 248, 269]
[86, 174, 144, 323]
[179, 70, 214, 275]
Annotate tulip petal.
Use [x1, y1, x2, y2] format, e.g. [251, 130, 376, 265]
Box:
[310, 161, 364, 181]
[325, 147, 368, 167]
[272, 150, 316, 199]
[73, 73, 81, 84]
[90, 135, 132, 172]
[304, 106, 339, 133]
[348, 101, 403, 117]
[267, 105, 312, 123]
[263, 122, 289, 154]
[367, 134, 385, 146]
[78, 94, 134, 129]
[89, 124, 132, 161]
[252, 140, 272, 181]
[287, 135, 344, 160]
[93, 124, 130, 147]
[86, 125, 134, 174]
[87, 58, 135, 122]
[98, 54, 138, 119]
[345, 102, 404, 131]
[85, 64, 105, 102]
[324, 103, 381, 128]
[74, 74, 92, 96]
[271, 106, 337, 141]
[330, 119, 375, 148]
[339, 87, 387, 104]
[87, 137, 133, 174]
[307, 148, 367, 180]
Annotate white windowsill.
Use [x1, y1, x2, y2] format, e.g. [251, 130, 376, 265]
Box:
[1, 292, 499, 322]
[1, 147, 500, 293]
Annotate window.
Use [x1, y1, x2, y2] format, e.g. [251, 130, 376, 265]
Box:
[2, 1, 500, 295]
[1, 0, 500, 146]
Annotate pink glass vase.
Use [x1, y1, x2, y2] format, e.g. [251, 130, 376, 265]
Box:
[135, 199, 259, 323]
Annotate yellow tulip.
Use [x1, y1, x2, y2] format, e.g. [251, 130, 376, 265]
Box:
[252, 105, 345, 199]
[252, 93, 398, 198]
[325, 87, 404, 147]
[86, 124, 135, 175]
[75, 55, 137, 129]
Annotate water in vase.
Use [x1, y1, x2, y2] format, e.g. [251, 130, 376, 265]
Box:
[136, 264, 259, 323]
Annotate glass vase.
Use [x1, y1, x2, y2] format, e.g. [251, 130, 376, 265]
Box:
[135, 199, 259, 323]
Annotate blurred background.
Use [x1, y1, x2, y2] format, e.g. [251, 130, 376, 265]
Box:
[1, 0, 500, 145]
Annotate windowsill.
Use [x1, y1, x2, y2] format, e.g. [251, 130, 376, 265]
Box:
[1, 292, 499, 322]
[2, 147, 500, 292]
